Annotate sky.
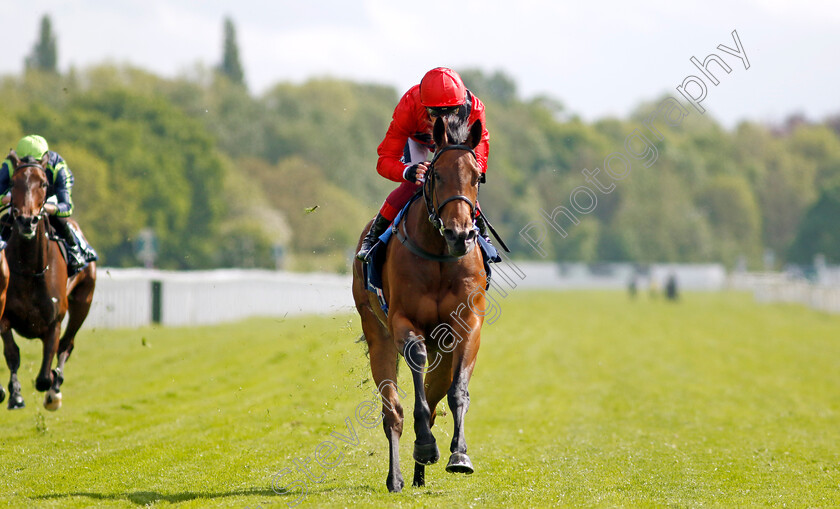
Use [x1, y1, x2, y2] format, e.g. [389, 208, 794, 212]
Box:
[4, 0, 840, 128]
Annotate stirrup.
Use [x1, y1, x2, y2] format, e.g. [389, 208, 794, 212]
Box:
[356, 240, 377, 262]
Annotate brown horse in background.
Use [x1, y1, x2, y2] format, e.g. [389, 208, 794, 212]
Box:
[0, 249, 8, 405]
[0, 150, 96, 411]
[352, 117, 487, 492]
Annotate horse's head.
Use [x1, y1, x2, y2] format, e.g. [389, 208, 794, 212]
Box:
[426, 116, 483, 257]
[7, 150, 49, 240]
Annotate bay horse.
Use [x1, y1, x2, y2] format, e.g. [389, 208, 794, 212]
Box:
[352, 117, 487, 492]
[0, 150, 96, 411]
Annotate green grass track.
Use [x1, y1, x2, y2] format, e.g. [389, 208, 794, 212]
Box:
[0, 291, 838, 507]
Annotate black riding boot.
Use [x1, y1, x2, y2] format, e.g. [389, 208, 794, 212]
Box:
[51, 217, 86, 274]
[356, 213, 391, 261]
[475, 214, 492, 244]
[0, 219, 10, 251]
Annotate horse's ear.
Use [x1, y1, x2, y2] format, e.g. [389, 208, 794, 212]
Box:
[466, 119, 483, 150]
[8, 150, 20, 168]
[433, 116, 448, 148]
[39, 152, 49, 168]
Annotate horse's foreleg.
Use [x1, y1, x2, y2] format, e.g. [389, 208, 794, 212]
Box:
[2, 329, 24, 409]
[35, 324, 60, 393]
[446, 341, 480, 474]
[364, 315, 405, 493]
[411, 355, 453, 487]
[397, 326, 439, 467]
[37, 324, 64, 411]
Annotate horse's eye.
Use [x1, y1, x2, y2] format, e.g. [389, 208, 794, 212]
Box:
[41, 182, 48, 189]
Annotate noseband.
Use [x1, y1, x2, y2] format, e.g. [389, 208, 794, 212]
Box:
[423, 144, 477, 234]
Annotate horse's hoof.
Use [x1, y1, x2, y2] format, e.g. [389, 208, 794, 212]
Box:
[386, 474, 404, 493]
[44, 389, 62, 411]
[8, 395, 25, 410]
[445, 452, 474, 474]
[413, 441, 440, 465]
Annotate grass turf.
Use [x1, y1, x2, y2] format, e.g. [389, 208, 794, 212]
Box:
[0, 291, 838, 508]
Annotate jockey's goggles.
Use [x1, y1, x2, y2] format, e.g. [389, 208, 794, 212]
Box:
[426, 106, 460, 117]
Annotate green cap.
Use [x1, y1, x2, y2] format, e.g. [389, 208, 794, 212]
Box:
[16, 134, 49, 159]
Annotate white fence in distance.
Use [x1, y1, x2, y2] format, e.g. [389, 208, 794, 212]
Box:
[87, 263, 732, 329]
[88, 269, 354, 329]
[728, 272, 840, 314]
[514, 262, 726, 291]
[91, 264, 834, 330]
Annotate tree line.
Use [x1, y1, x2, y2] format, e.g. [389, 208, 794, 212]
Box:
[2, 15, 837, 270]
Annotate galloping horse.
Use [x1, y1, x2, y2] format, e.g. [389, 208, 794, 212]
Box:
[0, 150, 96, 410]
[352, 117, 487, 492]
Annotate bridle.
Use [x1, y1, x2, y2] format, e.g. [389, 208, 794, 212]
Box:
[423, 144, 478, 234]
[6, 161, 50, 276]
[393, 144, 479, 262]
[9, 162, 49, 224]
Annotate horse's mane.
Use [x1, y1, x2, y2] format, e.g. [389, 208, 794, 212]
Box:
[441, 108, 470, 145]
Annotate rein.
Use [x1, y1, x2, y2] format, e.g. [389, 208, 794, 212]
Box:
[392, 144, 478, 263]
[394, 212, 475, 262]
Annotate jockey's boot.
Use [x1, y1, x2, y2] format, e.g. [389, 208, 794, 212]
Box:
[65, 238, 87, 275]
[53, 219, 86, 275]
[0, 221, 10, 251]
[83, 243, 99, 263]
[356, 213, 390, 261]
[475, 214, 492, 245]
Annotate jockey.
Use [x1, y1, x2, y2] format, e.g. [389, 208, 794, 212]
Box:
[356, 67, 490, 261]
[0, 135, 90, 274]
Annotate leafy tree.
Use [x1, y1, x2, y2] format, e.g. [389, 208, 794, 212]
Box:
[459, 69, 518, 104]
[219, 17, 245, 86]
[698, 175, 762, 266]
[788, 178, 840, 264]
[4, 62, 840, 269]
[25, 15, 58, 73]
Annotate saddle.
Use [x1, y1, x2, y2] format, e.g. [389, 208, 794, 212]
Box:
[362, 194, 501, 316]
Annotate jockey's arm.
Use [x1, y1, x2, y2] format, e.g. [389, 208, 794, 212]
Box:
[49, 158, 74, 217]
[0, 160, 10, 206]
[376, 122, 414, 182]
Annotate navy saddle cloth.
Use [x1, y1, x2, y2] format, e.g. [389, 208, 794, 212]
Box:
[362, 196, 501, 316]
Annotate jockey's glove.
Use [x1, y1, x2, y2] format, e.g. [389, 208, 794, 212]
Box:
[403, 163, 427, 184]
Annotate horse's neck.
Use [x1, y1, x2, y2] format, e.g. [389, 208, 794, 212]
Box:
[11, 223, 49, 272]
[406, 199, 447, 255]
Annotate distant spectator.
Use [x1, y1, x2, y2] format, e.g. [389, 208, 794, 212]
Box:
[665, 273, 679, 301]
